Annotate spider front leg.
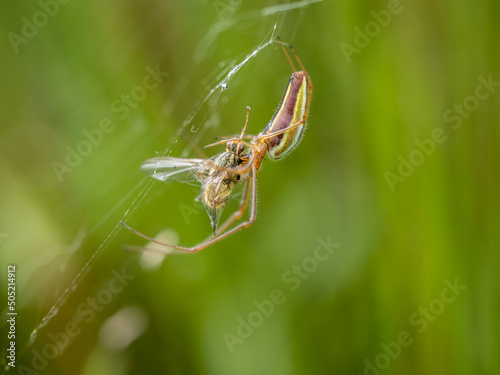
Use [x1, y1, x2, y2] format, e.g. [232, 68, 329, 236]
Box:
[214, 134, 256, 141]
[204, 138, 254, 149]
[205, 106, 257, 148]
[120, 164, 258, 253]
[257, 118, 306, 142]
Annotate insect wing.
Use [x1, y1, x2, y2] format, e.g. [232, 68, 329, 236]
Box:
[141, 156, 207, 184]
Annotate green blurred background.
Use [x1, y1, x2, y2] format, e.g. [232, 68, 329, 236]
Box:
[1, 0, 499, 374]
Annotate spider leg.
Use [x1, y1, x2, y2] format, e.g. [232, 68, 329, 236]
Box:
[204, 145, 261, 176]
[205, 106, 256, 148]
[204, 138, 254, 149]
[213, 177, 252, 236]
[214, 134, 256, 141]
[257, 119, 306, 142]
[120, 164, 257, 253]
[275, 36, 308, 74]
[179, 130, 209, 158]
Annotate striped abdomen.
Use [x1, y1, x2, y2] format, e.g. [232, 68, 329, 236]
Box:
[263, 71, 311, 160]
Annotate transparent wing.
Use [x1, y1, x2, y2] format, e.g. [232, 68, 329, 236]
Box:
[141, 156, 208, 184]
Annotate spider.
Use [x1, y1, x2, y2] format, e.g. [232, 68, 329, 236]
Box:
[120, 38, 313, 252]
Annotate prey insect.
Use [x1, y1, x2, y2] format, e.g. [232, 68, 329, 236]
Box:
[120, 38, 313, 252]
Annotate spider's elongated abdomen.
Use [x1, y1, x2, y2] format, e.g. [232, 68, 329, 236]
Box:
[263, 71, 311, 160]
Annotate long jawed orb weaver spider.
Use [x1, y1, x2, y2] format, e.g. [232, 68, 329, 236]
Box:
[120, 38, 313, 253]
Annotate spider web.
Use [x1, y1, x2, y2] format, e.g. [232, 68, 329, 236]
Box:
[14, 0, 322, 370]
